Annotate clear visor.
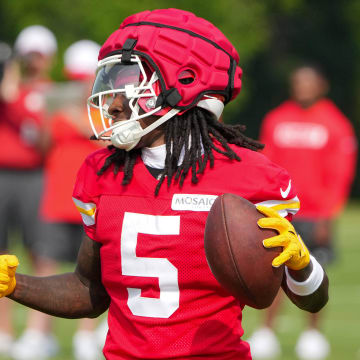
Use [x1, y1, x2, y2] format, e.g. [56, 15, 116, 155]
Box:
[90, 63, 141, 108]
[93, 63, 141, 97]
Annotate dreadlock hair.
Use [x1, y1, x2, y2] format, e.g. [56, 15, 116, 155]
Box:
[97, 107, 264, 195]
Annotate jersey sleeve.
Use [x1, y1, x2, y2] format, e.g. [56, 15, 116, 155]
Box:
[253, 167, 300, 221]
[72, 156, 100, 240]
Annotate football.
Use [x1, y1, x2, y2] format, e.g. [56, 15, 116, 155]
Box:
[204, 193, 284, 309]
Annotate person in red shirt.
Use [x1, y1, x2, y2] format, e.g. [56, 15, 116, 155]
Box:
[14, 39, 104, 360]
[248, 65, 357, 360]
[0, 10, 329, 360]
[0, 26, 57, 359]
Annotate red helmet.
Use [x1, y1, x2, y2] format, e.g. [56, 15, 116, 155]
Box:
[88, 9, 242, 150]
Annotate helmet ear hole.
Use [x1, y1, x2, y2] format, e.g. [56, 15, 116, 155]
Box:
[178, 69, 196, 85]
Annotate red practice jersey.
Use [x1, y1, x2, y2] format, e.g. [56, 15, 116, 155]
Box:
[73, 144, 299, 360]
[260, 99, 357, 219]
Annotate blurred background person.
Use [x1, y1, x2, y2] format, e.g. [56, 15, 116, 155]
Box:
[11, 40, 105, 360]
[14, 25, 57, 92]
[248, 64, 358, 360]
[0, 25, 57, 359]
[0, 40, 20, 356]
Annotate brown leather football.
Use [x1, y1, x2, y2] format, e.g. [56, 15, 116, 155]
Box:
[204, 193, 284, 309]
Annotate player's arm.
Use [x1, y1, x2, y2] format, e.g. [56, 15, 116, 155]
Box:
[281, 258, 329, 313]
[256, 206, 329, 313]
[3, 235, 110, 319]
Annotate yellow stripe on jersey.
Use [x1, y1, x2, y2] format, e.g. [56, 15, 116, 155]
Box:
[271, 202, 300, 211]
[255, 196, 300, 218]
[76, 205, 96, 217]
[72, 197, 96, 226]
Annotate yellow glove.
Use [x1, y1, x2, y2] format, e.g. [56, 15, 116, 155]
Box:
[256, 206, 310, 270]
[0, 255, 19, 298]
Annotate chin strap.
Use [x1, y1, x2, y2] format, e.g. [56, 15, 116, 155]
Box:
[111, 108, 180, 151]
[138, 108, 180, 138]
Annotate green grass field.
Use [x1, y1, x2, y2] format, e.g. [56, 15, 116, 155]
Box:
[1, 202, 360, 360]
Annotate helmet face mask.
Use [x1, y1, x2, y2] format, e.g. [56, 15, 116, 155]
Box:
[88, 54, 163, 138]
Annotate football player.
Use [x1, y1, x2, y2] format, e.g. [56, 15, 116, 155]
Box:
[0, 9, 328, 360]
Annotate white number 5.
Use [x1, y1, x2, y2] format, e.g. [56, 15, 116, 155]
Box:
[121, 212, 180, 318]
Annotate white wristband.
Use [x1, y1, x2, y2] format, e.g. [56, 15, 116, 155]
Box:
[285, 255, 324, 296]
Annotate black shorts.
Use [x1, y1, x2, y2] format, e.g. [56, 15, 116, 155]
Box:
[292, 219, 335, 266]
[34, 222, 85, 263]
[0, 169, 44, 252]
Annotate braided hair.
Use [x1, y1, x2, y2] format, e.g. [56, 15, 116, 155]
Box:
[97, 108, 264, 195]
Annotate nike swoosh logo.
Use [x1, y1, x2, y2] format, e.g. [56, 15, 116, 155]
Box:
[280, 180, 291, 198]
